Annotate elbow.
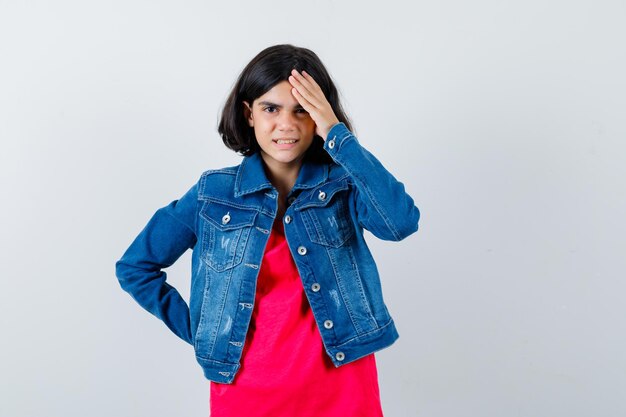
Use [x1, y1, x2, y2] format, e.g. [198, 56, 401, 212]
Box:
[115, 259, 128, 290]
[115, 258, 137, 293]
[393, 205, 420, 241]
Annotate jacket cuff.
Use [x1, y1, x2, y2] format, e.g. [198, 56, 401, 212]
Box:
[323, 122, 354, 154]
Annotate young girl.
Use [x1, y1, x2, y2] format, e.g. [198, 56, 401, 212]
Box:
[115, 44, 420, 416]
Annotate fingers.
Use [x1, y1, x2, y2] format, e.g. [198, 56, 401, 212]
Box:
[289, 69, 322, 109]
[293, 69, 322, 94]
[290, 87, 312, 110]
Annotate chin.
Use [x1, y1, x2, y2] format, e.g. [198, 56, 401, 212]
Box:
[276, 154, 305, 164]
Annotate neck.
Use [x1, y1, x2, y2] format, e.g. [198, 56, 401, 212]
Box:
[261, 155, 303, 198]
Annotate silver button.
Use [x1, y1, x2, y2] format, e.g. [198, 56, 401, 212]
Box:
[318, 190, 326, 200]
[221, 212, 231, 224]
[287, 196, 296, 205]
[328, 138, 335, 149]
[311, 283, 321, 292]
[335, 352, 345, 361]
[284, 215, 292, 224]
[297, 246, 307, 255]
[324, 320, 334, 329]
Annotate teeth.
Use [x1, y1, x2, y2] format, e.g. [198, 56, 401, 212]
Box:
[276, 139, 297, 144]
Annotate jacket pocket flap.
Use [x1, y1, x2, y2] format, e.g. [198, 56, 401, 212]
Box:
[200, 201, 258, 230]
[295, 179, 350, 211]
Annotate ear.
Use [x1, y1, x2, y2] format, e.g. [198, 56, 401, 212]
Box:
[243, 101, 254, 127]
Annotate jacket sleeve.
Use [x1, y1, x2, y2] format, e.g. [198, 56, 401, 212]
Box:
[323, 122, 420, 241]
[114, 181, 199, 345]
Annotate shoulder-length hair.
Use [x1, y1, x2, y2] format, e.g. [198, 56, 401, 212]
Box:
[218, 44, 353, 163]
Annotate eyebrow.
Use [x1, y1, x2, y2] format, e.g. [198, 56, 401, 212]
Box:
[257, 101, 304, 110]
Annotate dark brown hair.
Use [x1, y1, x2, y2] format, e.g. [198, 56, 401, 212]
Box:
[218, 44, 353, 163]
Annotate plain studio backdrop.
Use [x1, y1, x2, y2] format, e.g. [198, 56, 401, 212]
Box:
[1, 1, 625, 416]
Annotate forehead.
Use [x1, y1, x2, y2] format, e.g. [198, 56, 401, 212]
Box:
[254, 80, 301, 107]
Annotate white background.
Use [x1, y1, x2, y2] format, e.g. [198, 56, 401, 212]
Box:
[1, 1, 625, 416]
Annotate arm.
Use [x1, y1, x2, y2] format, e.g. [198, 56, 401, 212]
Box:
[286, 69, 420, 240]
[324, 122, 420, 241]
[114, 182, 198, 345]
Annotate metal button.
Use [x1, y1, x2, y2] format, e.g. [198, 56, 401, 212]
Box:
[318, 190, 326, 201]
[221, 212, 231, 224]
[311, 283, 321, 292]
[328, 138, 335, 149]
[324, 320, 334, 329]
[297, 246, 307, 255]
[335, 352, 345, 361]
[284, 215, 292, 224]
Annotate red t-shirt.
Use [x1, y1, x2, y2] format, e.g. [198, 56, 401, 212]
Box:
[209, 219, 384, 417]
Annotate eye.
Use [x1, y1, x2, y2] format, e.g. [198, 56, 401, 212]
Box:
[296, 108, 308, 114]
[263, 106, 277, 113]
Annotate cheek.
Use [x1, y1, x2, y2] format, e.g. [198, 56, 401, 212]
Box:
[254, 119, 272, 133]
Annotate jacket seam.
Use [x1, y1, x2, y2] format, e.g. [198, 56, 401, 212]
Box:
[200, 196, 266, 214]
[332, 318, 395, 348]
[163, 209, 196, 236]
[334, 137, 401, 240]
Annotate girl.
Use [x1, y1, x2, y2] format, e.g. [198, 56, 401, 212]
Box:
[115, 44, 420, 416]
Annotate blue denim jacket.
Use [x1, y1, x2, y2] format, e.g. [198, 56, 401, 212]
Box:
[115, 122, 420, 384]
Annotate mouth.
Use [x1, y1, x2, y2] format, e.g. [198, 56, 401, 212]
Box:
[272, 138, 299, 144]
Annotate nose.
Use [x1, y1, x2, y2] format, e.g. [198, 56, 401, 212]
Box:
[277, 110, 298, 131]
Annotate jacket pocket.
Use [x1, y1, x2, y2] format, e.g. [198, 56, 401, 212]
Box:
[199, 200, 258, 272]
[297, 181, 355, 248]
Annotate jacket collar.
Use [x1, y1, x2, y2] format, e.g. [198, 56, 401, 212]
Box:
[234, 151, 328, 197]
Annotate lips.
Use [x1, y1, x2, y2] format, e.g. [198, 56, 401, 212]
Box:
[272, 138, 299, 144]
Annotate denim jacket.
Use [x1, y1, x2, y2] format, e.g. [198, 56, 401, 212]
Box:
[115, 122, 420, 384]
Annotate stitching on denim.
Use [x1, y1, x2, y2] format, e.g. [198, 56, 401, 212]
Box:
[338, 131, 353, 146]
[233, 157, 273, 197]
[208, 268, 234, 357]
[308, 207, 327, 245]
[194, 260, 212, 352]
[204, 226, 243, 272]
[194, 355, 239, 366]
[201, 196, 273, 218]
[162, 209, 195, 235]
[234, 159, 274, 196]
[299, 210, 317, 244]
[346, 245, 377, 328]
[228, 341, 243, 347]
[226, 272, 246, 362]
[244, 263, 259, 269]
[334, 144, 401, 240]
[333, 318, 395, 348]
[325, 246, 362, 333]
[202, 196, 262, 212]
[294, 177, 350, 211]
[204, 167, 238, 175]
[300, 195, 353, 247]
[233, 157, 247, 196]
[199, 168, 237, 199]
[239, 183, 273, 195]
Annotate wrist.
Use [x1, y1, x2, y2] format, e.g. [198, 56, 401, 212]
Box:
[320, 120, 341, 141]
